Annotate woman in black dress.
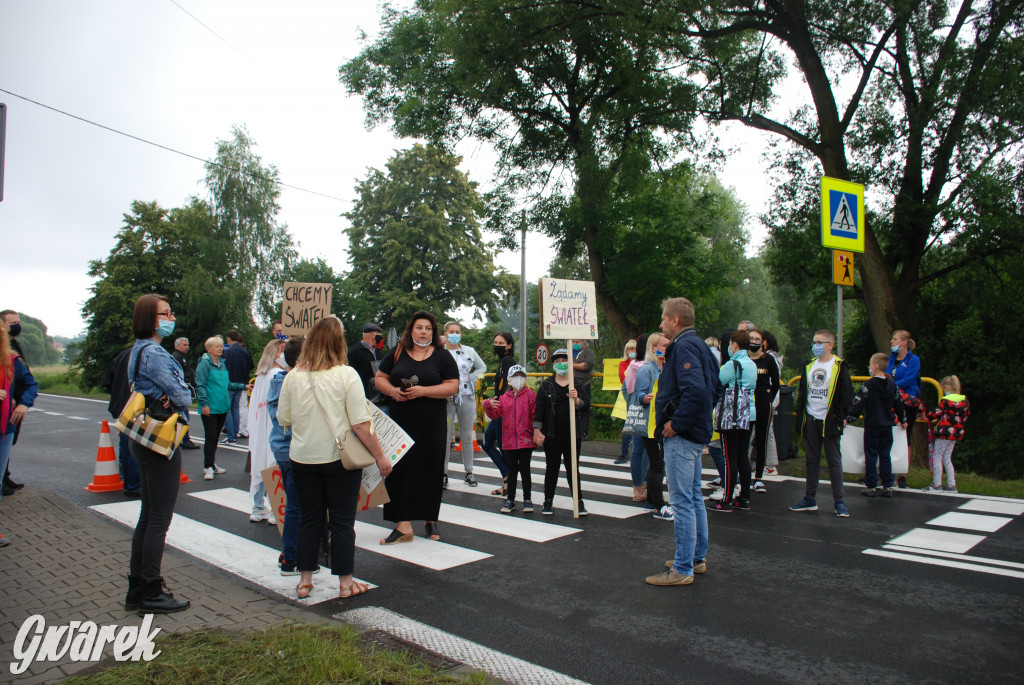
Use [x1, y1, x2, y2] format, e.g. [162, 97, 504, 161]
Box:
[374, 311, 459, 543]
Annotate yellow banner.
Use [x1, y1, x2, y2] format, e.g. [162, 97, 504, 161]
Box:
[602, 358, 625, 391]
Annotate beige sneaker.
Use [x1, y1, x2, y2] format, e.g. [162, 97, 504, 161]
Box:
[646, 568, 694, 586]
[664, 558, 707, 574]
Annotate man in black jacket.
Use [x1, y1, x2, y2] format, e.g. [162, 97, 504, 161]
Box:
[222, 330, 254, 443]
[171, 337, 200, 449]
[100, 347, 142, 497]
[348, 323, 384, 406]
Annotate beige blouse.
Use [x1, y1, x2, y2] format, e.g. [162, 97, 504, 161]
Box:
[276, 365, 373, 465]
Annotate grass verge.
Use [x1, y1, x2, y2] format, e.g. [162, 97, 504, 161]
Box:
[64, 623, 488, 685]
[776, 460, 1024, 498]
[31, 365, 108, 400]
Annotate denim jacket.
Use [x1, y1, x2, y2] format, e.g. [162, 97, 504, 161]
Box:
[266, 370, 291, 461]
[126, 340, 192, 418]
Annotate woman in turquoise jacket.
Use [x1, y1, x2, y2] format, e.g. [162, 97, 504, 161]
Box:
[195, 335, 245, 480]
[709, 329, 757, 513]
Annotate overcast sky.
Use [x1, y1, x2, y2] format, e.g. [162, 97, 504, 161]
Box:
[0, 0, 777, 337]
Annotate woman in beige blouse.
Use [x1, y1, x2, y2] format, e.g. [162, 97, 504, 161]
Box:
[277, 317, 392, 599]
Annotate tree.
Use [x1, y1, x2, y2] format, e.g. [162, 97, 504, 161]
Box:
[205, 125, 296, 325]
[343, 144, 502, 327]
[342, 1, 704, 340]
[644, 0, 1024, 350]
[8, 313, 62, 366]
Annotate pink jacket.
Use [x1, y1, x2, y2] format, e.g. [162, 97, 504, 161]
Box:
[484, 387, 537, 450]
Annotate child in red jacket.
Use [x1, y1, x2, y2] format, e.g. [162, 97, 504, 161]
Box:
[483, 365, 537, 514]
[923, 375, 970, 493]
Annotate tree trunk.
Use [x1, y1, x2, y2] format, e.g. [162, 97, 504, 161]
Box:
[857, 225, 903, 352]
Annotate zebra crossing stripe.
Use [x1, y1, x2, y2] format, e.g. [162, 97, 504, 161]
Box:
[89, 500, 371, 604]
[447, 460, 643, 501]
[443, 476, 646, 519]
[337, 606, 591, 685]
[190, 488, 491, 571]
[438, 503, 580, 542]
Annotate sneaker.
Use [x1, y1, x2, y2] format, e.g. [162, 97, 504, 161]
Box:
[465, 473, 478, 487]
[213, 465, 227, 475]
[665, 558, 707, 574]
[442, 474, 448, 490]
[732, 484, 741, 499]
[709, 487, 726, 501]
[646, 568, 693, 586]
[219, 437, 238, 445]
[541, 500, 554, 515]
[789, 498, 818, 512]
[857, 477, 868, 486]
[642, 501, 658, 511]
[862, 487, 878, 497]
[280, 561, 320, 577]
[500, 499, 515, 513]
[943, 485, 958, 493]
[578, 504, 588, 517]
[522, 500, 534, 513]
[753, 481, 766, 493]
[765, 466, 778, 476]
[732, 498, 751, 511]
[250, 511, 267, 523]
[203, 467, 214, 481]
[613, 456, 629, 465]
[653, 505, 674, 521]
[882, 487, 894, 498]
[278, 553, 285, 569]
[708, 477, 722, 488]
[707, 500, 733, 513]
[237, 432, 249, 439]
[267, 513, 277, 526]
[897, 476, 909, 489]
[835, 502, 850, 518]
[921, 485, 942, 492]
[0, 533, 10, 547]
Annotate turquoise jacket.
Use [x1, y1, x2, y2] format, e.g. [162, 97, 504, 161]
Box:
[718, 348, 757, 422]
[195, 353, 244, 414]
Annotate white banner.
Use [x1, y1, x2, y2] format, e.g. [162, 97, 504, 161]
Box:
[840, 425, 909, 475]
[538, 277, 599, 340]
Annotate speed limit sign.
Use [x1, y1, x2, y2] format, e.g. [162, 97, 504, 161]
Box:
[535, 343, 550, 366]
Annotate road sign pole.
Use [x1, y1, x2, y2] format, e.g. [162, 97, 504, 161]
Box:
[520, 220, 527, 367]
[837, 283, 844, 358]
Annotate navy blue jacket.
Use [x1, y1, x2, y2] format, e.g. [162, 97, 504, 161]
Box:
[655, 327, 723, 445]
[223, 343, 254, 385]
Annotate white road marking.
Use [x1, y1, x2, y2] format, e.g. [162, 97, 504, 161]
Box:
[926, 511, 1013, 533]
[448, 460, 644, 500]
[337, 606, 591, 685]
[444, 476, 645, 518]
[438, 503, 581, 542]
[67, 416, 89, 421]
[190, 488, 491, 571]
[863, 549, 1024, 579]
[959, 499, 1024, 516]
[887, 527, 986, 554]
[883, 544, 1024, 571]
[43, 411, 64, 416]
[90, 500, 370, 604]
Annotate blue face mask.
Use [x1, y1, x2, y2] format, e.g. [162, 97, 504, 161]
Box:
[156, 319, 175, 338]
[446, 333, 461, 345]
[812, 343, 825, 358]
[890, 344, 901, 354]
[655, 349, 665, 358]
[627, 352, 636, 359]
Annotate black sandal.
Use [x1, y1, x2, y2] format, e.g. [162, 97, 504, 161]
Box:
[379, 528, 413, 545]
[425, 521, 441, 541]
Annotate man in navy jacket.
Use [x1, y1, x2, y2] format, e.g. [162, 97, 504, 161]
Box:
[647, 297, 723, 587]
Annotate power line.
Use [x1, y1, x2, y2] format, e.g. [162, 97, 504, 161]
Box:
[0, 87, 347, 202]
[166, 0, 244, 57]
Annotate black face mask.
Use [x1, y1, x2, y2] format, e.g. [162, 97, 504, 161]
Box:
[374, 334, 383, 345]
[8, 323, 21, 337]
[748, 342, 762, 353]
[493, 345, 508, 357]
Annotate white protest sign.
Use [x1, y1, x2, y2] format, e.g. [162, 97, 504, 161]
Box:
[538, 277, 599, 340]
[281, 282, 333, 336]
[359, 402, 415, 509]
[840, 425, 909, 475]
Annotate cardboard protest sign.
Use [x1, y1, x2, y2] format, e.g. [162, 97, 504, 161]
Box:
[261, 466, 286, 536]
[357, 402, 415, 511]
[538, 277, 598, 340]
[281, 282, 333, 336]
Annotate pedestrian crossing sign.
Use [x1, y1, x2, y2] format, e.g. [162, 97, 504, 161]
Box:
[821, 176, 865, 253]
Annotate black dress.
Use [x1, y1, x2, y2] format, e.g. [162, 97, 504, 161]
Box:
[378, 346, 459, 522]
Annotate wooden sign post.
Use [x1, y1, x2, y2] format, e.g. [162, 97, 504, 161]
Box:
[538, 277, 599, 519]
[281, 282, 333, 337]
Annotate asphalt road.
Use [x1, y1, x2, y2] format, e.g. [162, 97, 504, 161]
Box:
[7, 393, 1024, 684]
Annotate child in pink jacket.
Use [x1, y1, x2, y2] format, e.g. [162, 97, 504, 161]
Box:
[483, 365, 537, 514]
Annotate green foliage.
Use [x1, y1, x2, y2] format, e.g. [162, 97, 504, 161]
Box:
[205, 125, 297, 325]
[7, 313, 62, 366]
[343, 144, 501, 329]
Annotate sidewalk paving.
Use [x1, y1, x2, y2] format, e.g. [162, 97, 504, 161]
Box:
[0, 486, 329, 684]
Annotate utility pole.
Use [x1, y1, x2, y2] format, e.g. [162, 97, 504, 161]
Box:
[519, 215, 527, 367]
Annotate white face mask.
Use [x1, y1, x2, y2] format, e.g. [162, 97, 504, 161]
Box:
[509, 376, 526, 391]
[276, 353, 288, 369]
[413, 339, 431, 347]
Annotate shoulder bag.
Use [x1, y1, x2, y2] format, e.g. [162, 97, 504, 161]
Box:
[114, 344, 188, 458]
[308, 371, 376, 470]
[715, 360, 752, 431]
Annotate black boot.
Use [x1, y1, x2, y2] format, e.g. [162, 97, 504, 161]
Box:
[124, 574, 142, 611]
[138, 578, 190, 615]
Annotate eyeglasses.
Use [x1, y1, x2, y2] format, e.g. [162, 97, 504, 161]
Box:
[156, 310, 174, 318]
[812, 339, 832, 345]
[750, 339, 762, 344]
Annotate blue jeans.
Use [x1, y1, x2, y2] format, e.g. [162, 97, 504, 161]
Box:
[708, 439, 726, 481]
[117, 430, 142, 492]
[629, 434, 648, 486]
[275, 459, 301, 563]
[482, 418, 508, 479]
[664, 435, 708, 576]
[0, 432, 14, 505]
[224, 390, 242, 440]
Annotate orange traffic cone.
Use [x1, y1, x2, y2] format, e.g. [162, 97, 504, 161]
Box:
[179, 470, 193, 484]
[85, 421, 125, 493]
[455, 438, 483, 453]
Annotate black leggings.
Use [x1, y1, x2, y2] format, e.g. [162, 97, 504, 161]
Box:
[291, 460, 362, 576]
[129, 442, 182, 583]
[721, 428, 752, 501]
[543, 436, 584, 504]
[504, 448, 533, 501]
[200, 412, 227, 468]
[644, 437, 666, 508]
[752, 399, 772, 480]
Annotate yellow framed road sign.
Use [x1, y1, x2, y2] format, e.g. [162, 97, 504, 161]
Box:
[833, 250, 854, 286]
[821, 176, 865, 253]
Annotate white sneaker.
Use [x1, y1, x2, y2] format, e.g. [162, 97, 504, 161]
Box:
[753, 480, 767, 493]
[249, 510, 267, 522]
[653, 505, 674, 521]
[213, 464, 227, 475]
[203, 467, 214, 481]
[765, 466, 778, 476]
[267, 513, 277, 525]
[709, 487, 726, 501]
[733, 484, 741, 499]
